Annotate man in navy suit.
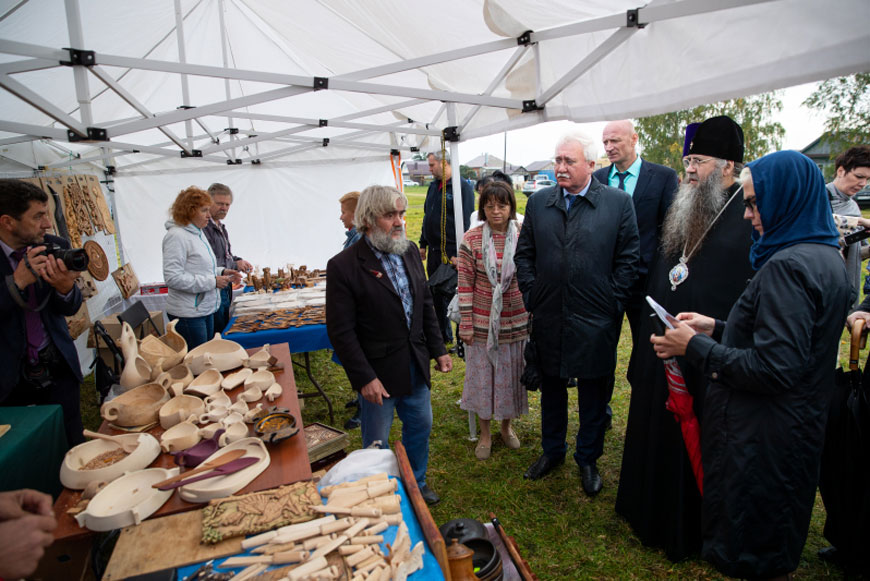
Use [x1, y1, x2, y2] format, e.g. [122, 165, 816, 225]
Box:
[327, 185, 453, 505]
[594, 120, 678, 344]
[0, 180, 84, 447]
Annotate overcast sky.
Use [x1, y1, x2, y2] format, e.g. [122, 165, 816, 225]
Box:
[457, 82, 826, 166]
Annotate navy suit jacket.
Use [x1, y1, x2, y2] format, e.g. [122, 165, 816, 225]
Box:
[326, 238, 446, 398]
[594, 159, 678, 277]
[0, 234, 83, 401]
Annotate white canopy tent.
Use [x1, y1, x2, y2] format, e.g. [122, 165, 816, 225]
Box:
[0, 0, 868, 285]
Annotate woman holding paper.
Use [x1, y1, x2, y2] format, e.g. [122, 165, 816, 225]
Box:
[651, 150, 851, 580]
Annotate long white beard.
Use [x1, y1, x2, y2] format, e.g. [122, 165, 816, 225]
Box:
[369, 226, 410, 255]
[660, 173, 728, 258]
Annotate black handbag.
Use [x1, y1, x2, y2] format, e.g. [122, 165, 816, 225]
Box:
[520, 317, 542, 391]
[427, 262, 457, 297]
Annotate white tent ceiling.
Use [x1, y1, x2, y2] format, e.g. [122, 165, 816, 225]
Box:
[0, 0, 868, 173]
[0, 0, 868, 285]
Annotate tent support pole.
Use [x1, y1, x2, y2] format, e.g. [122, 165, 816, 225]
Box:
[538, 28, 635, 107]
[64, 0, 93, 128]
[174, 0, 194, 150]
[446, 103, 464, 271]
[460, 45, 529, 131]
[88, 66, 189, 151]
[217, 0, 236, 160]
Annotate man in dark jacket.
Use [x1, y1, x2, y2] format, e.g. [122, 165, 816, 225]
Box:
[419, 152, 474, 344]
[204, 183, 252, 333]
[0, 179, 84, 447]
[515, 129, 639, 496]
[594, 120, 678, 343]
[327, 185, 452, 505]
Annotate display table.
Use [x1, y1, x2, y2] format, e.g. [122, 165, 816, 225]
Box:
[51, 342, 311, 542]
[224, 319, 335, 425]
[0, 405, 67, 497]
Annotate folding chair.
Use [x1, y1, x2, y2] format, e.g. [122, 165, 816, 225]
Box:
[91, 320, 125, 404]
[117, 300, 159, 340]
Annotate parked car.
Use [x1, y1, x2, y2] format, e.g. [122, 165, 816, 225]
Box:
[522, 178, 556, 196]
[403, 179, 418, 188]
[854, 185, 870, 208]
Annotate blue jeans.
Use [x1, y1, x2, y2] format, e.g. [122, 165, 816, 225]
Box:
[540, 374, 613, 467]
[168, 313, 214, 350]
[213, 287, 232, 334]
[360, 362, 432, 487]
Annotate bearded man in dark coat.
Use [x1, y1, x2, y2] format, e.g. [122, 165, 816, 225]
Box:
[616, 116, 755, 561]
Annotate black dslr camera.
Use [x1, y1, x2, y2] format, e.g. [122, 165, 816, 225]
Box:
[40, 242, 89, 271]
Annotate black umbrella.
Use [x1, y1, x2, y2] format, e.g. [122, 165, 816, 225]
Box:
[819, 318, 870, 568]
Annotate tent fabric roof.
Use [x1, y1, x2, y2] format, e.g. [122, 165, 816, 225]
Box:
[0, 0, 868, 176]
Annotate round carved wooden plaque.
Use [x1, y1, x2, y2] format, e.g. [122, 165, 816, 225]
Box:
[83, 240, 109, 281]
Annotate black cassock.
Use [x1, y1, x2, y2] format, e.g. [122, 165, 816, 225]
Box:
[616, 183, 754, 562]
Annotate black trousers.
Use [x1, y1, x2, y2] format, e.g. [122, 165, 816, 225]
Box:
[213, 286, 233, 334]
[2, 347, 84, 448]
[540, 374, 613, 467]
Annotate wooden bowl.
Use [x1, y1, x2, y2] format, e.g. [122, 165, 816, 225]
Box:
[159, 394, 205, 429]
[184, 333, 247, 375]
[59, 433, 161, 490]
[185, 369, 224, 397]
[101, 383, 168, 427]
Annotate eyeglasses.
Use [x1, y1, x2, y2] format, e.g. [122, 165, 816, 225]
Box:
[743, 197, 757, 212]
[553, 157, 579, 167]
[682, 156, 715, 169]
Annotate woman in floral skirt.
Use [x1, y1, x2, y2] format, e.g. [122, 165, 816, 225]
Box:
[456, 181, 529, 460]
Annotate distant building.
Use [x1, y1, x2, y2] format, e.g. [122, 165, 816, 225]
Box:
[801, 133, 863, 178]
[526, 160, 555, 181]
[464, 153, 524, 179]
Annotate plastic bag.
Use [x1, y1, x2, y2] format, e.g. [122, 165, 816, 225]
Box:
[447, 293, 461, 324]
[317, 448, 400, 490]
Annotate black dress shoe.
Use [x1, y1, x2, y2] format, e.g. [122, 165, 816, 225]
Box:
[419, 484, 440, 505]
[343, 416, 361, 430]
[580, 464, 602, 496]
[604, 415, 613, 431]
[523, 454, 564, 480]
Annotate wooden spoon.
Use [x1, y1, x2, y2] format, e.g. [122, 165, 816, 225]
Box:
[82, 429, 140, 453]
[151, 448, 246, 488]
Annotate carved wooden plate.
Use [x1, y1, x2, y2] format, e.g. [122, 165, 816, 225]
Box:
[83, 240, 109, 280]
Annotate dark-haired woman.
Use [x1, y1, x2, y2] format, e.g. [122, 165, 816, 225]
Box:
[456, 181, 529, 460]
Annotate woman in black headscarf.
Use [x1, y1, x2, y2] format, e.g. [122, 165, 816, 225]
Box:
[651, 150, 851, 580]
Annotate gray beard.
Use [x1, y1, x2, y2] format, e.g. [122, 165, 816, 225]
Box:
[660, 174, 729, 258]
[369, 227, 410, 255]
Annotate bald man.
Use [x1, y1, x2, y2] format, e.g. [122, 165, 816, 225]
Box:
[594, 121, 678, 343]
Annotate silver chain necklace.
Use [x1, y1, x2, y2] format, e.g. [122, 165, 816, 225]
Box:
[668, 184, 744, 291]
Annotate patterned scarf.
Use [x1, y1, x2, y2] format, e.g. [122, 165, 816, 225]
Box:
[482, 219, 518, 366]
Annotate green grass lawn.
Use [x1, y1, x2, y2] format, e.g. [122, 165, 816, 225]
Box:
[78, 186, 842, 580]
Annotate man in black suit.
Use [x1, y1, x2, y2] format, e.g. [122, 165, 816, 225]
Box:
[326, 185, 452, 505]
[594, 120, 678, 344]
[0, 180, 84, 447]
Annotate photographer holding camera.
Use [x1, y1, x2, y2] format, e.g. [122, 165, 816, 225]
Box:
[0, 179, 85, 447]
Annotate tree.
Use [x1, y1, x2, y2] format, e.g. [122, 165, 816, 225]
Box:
[803, 73, 870, 149]
[634, 92, 785, 174]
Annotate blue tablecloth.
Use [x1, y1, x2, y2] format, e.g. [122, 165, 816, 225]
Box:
[223, 319, 332, 353]
[177, 477, 444, 580]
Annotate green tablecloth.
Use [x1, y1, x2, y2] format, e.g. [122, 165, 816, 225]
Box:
[0, 405, 67, 497]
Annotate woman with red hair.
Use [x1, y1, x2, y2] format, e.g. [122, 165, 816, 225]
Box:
[162, 186, 239, 348]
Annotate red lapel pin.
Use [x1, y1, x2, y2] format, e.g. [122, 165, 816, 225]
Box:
[369, 269, 383, 278]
